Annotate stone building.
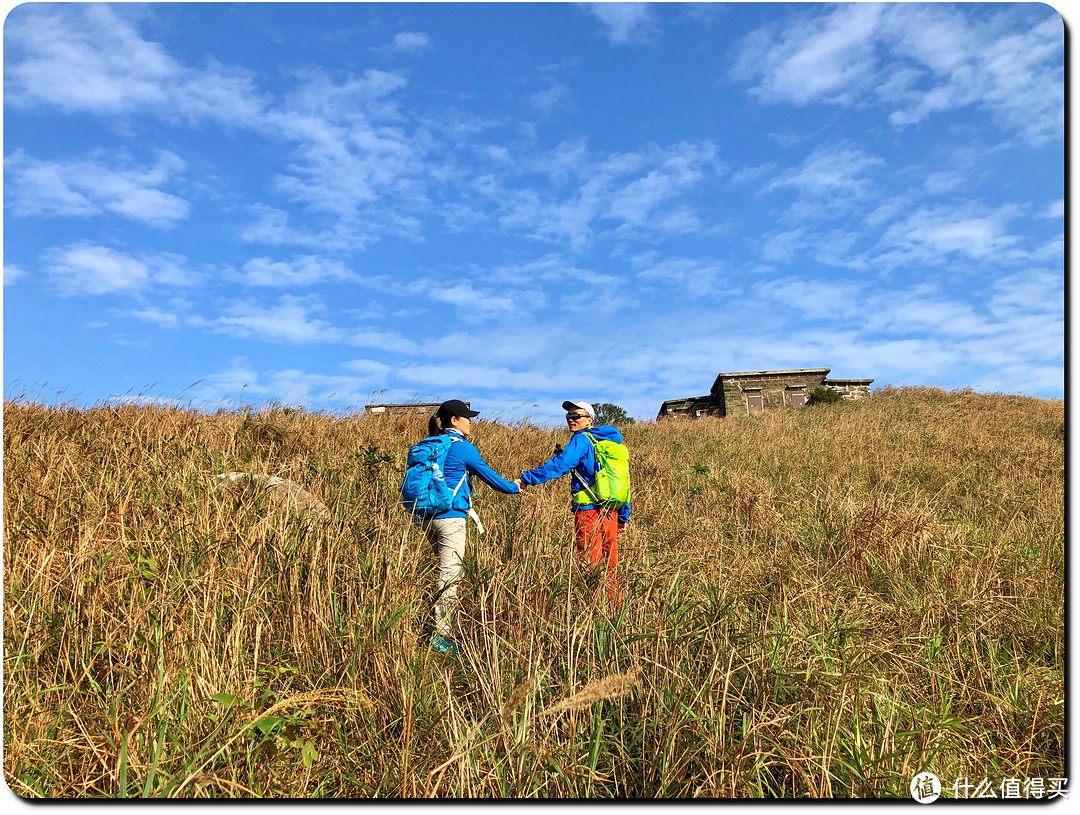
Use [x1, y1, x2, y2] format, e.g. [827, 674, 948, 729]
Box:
[657, 368, 873, 419]
[365, 402, 462, 416]
[656, 395, 721, 419]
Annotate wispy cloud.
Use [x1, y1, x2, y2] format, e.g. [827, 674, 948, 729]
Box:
[5, 4, 268, 126]
[346, 329, 423, 355]
[875, 203, 1022, 266]
[1040, 199, 1064, 219]
[4, 4, 178, 113]
[123, 305, 183, 329]
[764, 145, 885, 205]
[630, 252, 735, 298]
[583, 3, 659, 46]
[732, 4, 1063, 145]
[5, 149, 190, 227]
[42, 243, 202, 296]
[4, 264, 26, 286]
[240, 255, 355, 287]
[189, 295, 345, 344]
[530, 81, 570, 114]
[390, 32, 432, 54]
[495, 140, 724, 251]
[189, 359, 392, 409]
[732, 4, 884, 106]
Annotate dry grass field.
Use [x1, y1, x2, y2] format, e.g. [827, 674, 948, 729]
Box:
[2, 386, 1065, 797]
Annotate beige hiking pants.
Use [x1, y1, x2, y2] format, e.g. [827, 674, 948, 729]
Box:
[423, 516, 467, 636]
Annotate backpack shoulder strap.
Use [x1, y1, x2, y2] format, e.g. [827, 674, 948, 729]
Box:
[442, 433, 468, 495]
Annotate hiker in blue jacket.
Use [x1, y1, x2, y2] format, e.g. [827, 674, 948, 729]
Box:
[514, 400, 629, 606]
[423, 399, 519, 654]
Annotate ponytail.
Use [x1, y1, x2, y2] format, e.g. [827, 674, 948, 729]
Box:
[428, 414, 443, 438]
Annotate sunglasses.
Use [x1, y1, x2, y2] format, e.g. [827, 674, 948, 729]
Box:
[565, 413, 588, 421]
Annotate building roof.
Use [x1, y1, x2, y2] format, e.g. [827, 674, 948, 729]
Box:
[658, 395, 714, 408]
[364, 402, 445, 414]
[709, 368, 830, 393]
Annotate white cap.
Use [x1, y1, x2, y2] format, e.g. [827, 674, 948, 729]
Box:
[562, 400, 595, 418]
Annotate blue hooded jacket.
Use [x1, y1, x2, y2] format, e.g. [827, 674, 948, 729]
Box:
[432, 428, 520, 519]
[520, 424, 631, 524]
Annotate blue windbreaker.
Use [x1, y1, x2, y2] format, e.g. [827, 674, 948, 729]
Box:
[520, 424, 631, 524]
[433, 429, 519, 519]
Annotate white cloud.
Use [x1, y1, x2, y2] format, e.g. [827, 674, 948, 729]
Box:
[191, 362, 270, 405]
[732, 4, 885, 105]
[631, 252, 734, 298]
[732, 4, 1063, 146]
[427, 281, 524, 319]
[42, 243, 202, 296]
[764, 145, 885, 200]
[1040, 199, 1064, 218]
[124, 306, 182, 329]
[988, 269, 1064, 318]
[391, 32, 432, 54]
[4, 4, 178, 113]
[191, 361, 392, 409]
[583, 3, 659, 45]
[342, 359, 394, 379]
[495, 140, 723, 251]
[173, 61, 268, 126]
[530, 81, 570, 114]
[396, 362, 595, 393]
[4, 265, 25, 286]
[759, 227, 808, 265]
[753, 276, 863, 322]
[6, 6, 427, 251]
[241, 256, 355, 287]
[4, 5, 267, 126]
[264, 367, 391, 405]
[190, 295, 345, 344]
[883, 8, 1063, 144]
[238, 205, 358, 252]
[922, 171, 965, 195]
[731, 162, 777, 185]
[876, 203, 1021, 266]
[346, 330, 423, 355]
[488, 254, 620, 288]
[5, 149, 190, 227]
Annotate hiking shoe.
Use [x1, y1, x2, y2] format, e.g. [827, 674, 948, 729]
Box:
[430, 634, 463, 655]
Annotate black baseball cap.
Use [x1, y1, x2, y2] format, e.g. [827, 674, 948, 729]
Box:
[437, 399, 480, 420]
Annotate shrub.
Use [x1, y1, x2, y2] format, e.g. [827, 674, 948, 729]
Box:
[807, 385, 843, 406]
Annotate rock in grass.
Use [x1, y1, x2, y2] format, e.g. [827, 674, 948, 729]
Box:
[215, 471, 331, 520]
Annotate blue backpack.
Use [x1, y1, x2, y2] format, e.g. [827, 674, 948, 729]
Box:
[400, 435, 466, 518]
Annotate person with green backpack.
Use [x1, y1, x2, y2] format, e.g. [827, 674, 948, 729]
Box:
[514, 400, 630, 607]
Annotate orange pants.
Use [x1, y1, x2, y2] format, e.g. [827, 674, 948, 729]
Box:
[573, 508, 623, 607]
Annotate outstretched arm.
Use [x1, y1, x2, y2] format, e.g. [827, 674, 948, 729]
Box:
[519, 433, 589, 486]
[462, 444, 520, 494]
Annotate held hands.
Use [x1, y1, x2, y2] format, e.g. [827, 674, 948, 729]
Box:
[513, 478, 523, 489]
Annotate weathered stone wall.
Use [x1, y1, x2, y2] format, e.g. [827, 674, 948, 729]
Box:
[715, 371, 829, 416]
[657, 395, 720, 419]
[821, 380, 873, 400]
[660, 369, 873, 418]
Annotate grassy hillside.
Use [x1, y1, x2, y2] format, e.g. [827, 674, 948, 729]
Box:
[2, 387, 1065, 798]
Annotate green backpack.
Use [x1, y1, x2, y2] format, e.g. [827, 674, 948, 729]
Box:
[578, 432, 630, 508]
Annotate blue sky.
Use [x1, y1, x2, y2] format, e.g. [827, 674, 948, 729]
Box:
[3, 2, 1065, 424]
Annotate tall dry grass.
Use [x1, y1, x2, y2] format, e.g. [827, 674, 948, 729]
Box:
[2, 387, 1064, 797]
